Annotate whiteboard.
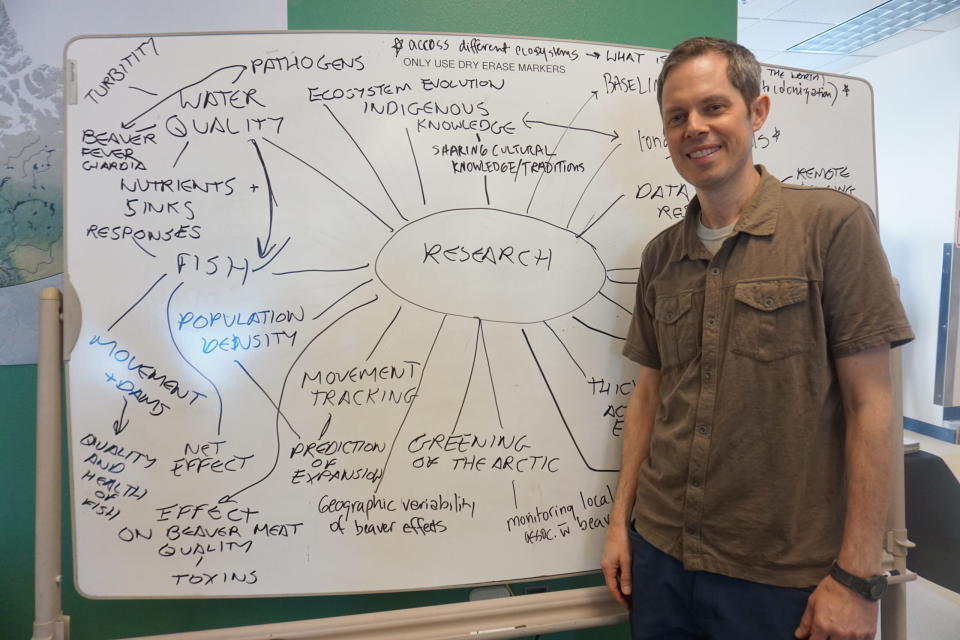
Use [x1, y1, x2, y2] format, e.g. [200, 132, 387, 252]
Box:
[63, 31, 876, 597]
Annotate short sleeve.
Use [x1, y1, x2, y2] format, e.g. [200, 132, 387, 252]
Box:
[822, 203, 914, 358]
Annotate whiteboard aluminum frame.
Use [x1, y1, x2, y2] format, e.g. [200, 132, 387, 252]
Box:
[62, 29, 884, 608]
[48, 26, 907, 640]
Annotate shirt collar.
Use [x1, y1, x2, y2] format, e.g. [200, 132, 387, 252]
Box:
[675, 165, 780, 262]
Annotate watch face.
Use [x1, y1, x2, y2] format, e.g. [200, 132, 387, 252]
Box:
[868, 578, 887, 600]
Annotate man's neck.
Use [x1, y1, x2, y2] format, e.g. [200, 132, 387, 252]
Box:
[697, 165, 762, 229]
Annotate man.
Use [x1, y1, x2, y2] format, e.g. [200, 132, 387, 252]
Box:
[600, 37, 913, 640]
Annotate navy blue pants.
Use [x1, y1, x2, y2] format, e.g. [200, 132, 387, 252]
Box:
[629, 527, 813, 640]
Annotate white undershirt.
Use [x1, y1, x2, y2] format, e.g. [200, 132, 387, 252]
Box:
[697, 216, 737, 255]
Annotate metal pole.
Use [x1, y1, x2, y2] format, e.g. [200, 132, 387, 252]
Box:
[33, 287, 66, 640]
[881, 303, 915, 640]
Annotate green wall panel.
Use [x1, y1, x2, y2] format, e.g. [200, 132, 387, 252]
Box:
[288, 0, 736, 50]
[2, 2, 735, 638]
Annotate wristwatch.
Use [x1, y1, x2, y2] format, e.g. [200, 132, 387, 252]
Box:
[829, 561, 888, 601]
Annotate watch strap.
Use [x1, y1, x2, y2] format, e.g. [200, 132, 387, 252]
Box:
[829, 561, 887, 601]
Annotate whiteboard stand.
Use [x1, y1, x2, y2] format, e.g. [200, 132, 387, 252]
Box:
[33, 285, 914, 639]
[34, 286, 68, 640]
[881, 322, 917, 639]
[122, 587, 626, 640]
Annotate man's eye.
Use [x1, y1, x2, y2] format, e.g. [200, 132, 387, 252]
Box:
[708, 104, 724, 112]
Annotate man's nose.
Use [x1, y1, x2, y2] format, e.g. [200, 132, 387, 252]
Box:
[684, 111, 707, 138]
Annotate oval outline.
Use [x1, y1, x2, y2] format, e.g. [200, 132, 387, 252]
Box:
[374, 207, 609, 324]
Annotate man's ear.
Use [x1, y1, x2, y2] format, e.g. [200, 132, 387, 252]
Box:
[751, 94, 771, 131]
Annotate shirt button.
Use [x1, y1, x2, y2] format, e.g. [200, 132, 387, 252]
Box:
[764, 297, 774, 308]
[686, 526, 697, 535]
[696, 424, 710, 436]
[706, 316, 716, 327]
[710, 267, 720, 276]
[704, 369, 712, 381]
[692, 479, 701, 488]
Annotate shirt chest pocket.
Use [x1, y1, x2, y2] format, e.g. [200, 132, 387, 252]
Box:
[731, 279, 812, 362]
[654, 291, 699, 368]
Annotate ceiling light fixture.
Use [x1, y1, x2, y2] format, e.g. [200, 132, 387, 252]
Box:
[788, 0, 960, 54]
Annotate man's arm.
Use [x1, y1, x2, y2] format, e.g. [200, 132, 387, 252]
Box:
[600, 363, 660, 608]
[795, 344, 894, 640]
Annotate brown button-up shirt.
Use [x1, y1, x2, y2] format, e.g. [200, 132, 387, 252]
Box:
[623, 166, 913, 588]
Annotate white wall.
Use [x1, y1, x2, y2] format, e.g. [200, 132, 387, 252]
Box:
[848, 29, 960, 426]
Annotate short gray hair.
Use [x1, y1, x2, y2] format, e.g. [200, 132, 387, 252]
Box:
[656, 37, 762, 111]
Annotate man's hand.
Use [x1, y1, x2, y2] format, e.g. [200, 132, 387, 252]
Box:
[600, 364, 659, 610]
[794, 574, 879, 640]
[600, 522, 633, 609]
[795, 344, 891, 639]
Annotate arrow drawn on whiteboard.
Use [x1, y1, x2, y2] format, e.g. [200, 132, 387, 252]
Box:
[112, 397, 130, 435]
[522, 328, 618, 473]
[120, 64, 247, 129]
[166, 281, 223, 436]
[233, 360, 299, 438]
[261, 137, 395, 233]
[249, 139, 280, 260]
[312, 279, 373, 321]
[571, 316, 625, 341]
[450, 318, 482, 435]
[566, 145, 622, 229]
[526, 91, 599, 213]
[220, 295, 380, 504]
[366, 305, 402, 361]
[543, 320, 586, 378]
[172, 141, 189, 168]
[128, 86, 158, 97]
[376, 314, 447, 494]
[131, 237, 157, 258]
[272, 261, 368, 276]
[578, 193, 625, 238]
[478, 321, 504, 430]
[522, 111, 620, 142]
[251, 236, 291, 273]
[108, 273, 167, 331]
[324, 104, 408, 222]
[606, 273, 638, 285]
[405, 128, 426, 206]
[597, 291, 633, 315]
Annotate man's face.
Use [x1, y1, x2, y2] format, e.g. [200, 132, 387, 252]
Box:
[660, 52, 768, 194]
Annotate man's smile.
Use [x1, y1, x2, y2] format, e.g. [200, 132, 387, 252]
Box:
[687, 145, 721, 160]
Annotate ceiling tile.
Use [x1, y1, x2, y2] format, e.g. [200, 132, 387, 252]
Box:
[839, 55, 883, 73]
[854, 27, 942, 55]
[920, 8, 960, 31]
[738, 0, 801, 19]
[766, 51, 847, 69]
[768, 0, 884, 24]
[815, 55, 876, 73]
[749, 49, 784, 64]
[738, 19, 833, 51]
